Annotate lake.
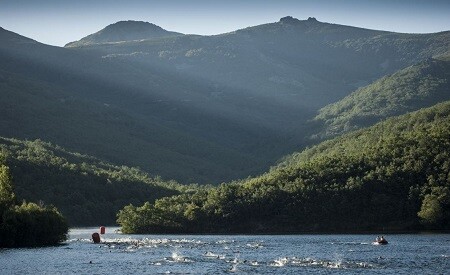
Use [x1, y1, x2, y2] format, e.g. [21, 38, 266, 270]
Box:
[1, 228, 449, 274]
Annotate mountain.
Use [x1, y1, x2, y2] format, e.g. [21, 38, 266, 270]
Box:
[66, 17, 450, 110]
[1, 26, 296, 184]
[313, 57, 450, 138]
[65, 20, 183, 47]
[118, 101, 450, 233]
[2, 18, 450, 228]
[1, 17, 449, 185]
[0, 137, 185, 226]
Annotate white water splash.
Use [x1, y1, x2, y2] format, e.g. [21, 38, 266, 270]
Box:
[270, 257, 289, 267]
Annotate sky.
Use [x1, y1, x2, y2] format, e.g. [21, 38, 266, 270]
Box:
[0, 0, 449, 47]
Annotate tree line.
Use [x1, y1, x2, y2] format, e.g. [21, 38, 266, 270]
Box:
[117, 101, 450, 233]
[0, 138, 185, 226]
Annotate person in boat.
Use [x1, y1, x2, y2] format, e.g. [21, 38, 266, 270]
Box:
[374, 235, 388, 244]
[377, 236, 388, 244]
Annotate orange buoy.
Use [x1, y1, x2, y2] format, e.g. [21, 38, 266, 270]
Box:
[92, 232, 101, 243]
[100, 226, 106, 235]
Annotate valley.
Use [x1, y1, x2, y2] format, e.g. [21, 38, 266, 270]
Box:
[0, 16, 449, 231]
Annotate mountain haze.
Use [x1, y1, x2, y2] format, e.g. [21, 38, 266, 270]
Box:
[66, 17, 450, 110]
[0, 26, 299, 184]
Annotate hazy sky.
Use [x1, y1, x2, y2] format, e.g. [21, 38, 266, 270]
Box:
[1, 0, 449, 47]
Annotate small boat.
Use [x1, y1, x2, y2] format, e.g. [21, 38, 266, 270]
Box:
[372, 238, 388, 245]
[374, 240, 388, 245]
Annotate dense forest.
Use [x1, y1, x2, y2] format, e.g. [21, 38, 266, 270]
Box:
[0, 137, 191, 226]
[0, 157, 68, 247]
[314, 57, 450, 138]
[117, 101, 450, 233]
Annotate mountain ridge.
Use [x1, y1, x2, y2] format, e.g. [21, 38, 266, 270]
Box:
[0, 27, 38, 46]
[64, 16, 449, 111]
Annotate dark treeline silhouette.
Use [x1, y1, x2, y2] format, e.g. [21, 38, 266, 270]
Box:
[0, 160, 67, 247]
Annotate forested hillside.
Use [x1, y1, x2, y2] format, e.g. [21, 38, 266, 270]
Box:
[1, 17, 449, 236]
[118, 101, 450, 233]
[1, 17, 448, 185]
[0, 137, 186, 225]
[314, 57, 450, 138]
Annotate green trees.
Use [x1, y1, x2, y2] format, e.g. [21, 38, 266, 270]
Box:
[117, 202, 182, 234]
[0, 138, 182, 226]
[0, 202, 68, 247]
[0, 157, 68, 247]
[0, 164, 15, 219]
[418, 188, 450, 227]
[117, 101, 450, 233]
[314, 58, 450, 139]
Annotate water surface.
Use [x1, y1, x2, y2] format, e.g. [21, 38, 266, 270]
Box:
[1, 227, 449, 274]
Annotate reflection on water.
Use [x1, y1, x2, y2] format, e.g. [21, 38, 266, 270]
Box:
[1, 227, 449, 274]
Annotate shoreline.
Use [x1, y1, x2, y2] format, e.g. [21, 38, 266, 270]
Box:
[70, 227, 450, 236]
